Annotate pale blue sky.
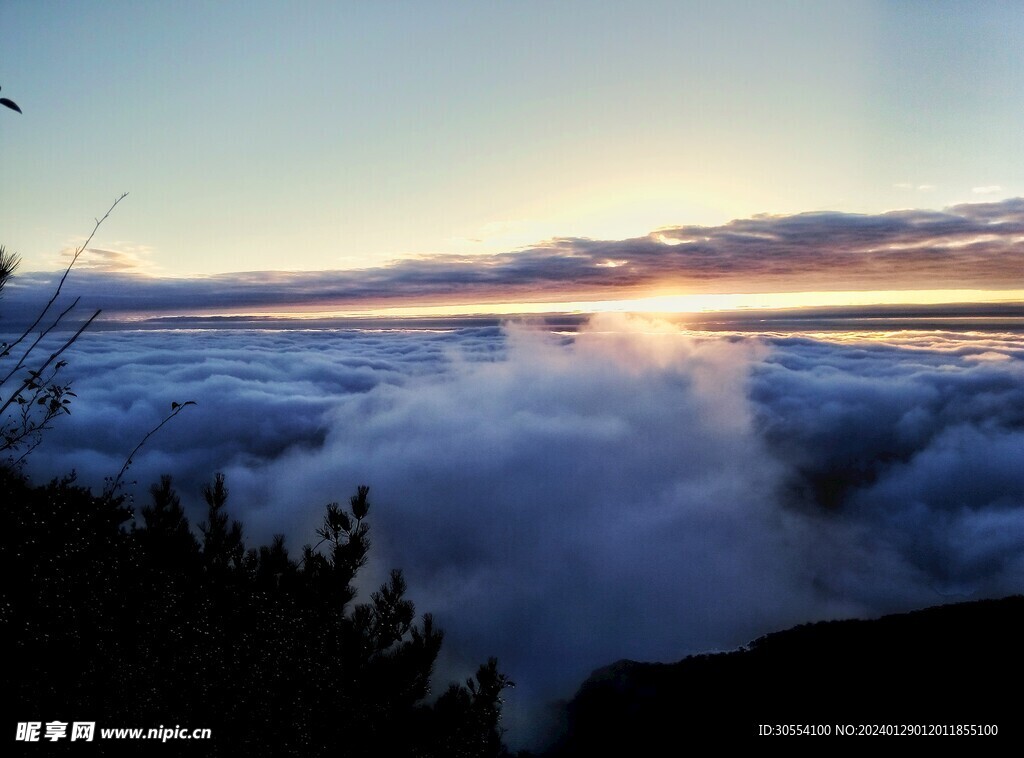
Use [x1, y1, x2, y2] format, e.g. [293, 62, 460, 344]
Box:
[2, 1, 1022, 278]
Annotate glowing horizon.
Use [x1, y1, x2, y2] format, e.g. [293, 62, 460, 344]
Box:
[351, 288, 1024, 318]
[99, 288, 1023, 322]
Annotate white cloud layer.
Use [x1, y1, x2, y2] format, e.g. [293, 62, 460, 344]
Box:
[10, 316, 1024, 746]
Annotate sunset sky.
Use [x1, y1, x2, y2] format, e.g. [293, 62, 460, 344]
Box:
[5, 5, 1024, 745]
[2, 1, 1023, 318]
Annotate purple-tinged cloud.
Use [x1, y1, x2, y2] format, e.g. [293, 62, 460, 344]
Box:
[4, 199, 1023, 324]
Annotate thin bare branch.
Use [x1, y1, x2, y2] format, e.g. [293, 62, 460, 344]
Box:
[1, 192, 126, 358]
[105, 400, 197, 500]
[0, 309, 100, 419]
[0, 296, 81, 386]
[9, 436, 43, 467]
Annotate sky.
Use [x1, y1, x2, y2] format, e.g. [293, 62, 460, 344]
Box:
[2, 1, 1023, 317]
[4, 3, 1024, 747]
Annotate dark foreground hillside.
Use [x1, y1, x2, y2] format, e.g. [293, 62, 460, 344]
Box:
[548, 596, 1024, 752]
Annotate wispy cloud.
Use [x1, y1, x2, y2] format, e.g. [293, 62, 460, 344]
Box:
[58, 245, 158, 274]
[973, 185, 1003, 195]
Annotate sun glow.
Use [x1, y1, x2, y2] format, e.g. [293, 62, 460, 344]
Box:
[237, 289, 1024, 321]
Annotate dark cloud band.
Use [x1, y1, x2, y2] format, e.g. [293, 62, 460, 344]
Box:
[4, 199, 1023, 323]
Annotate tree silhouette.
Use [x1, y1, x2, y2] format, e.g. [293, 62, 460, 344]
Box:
[4, 469, 514, 756]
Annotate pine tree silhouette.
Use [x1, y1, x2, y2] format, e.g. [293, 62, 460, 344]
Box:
[4, 468, 514, 756]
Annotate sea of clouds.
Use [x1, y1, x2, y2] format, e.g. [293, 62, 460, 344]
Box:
[10, 315, 1024, 746]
